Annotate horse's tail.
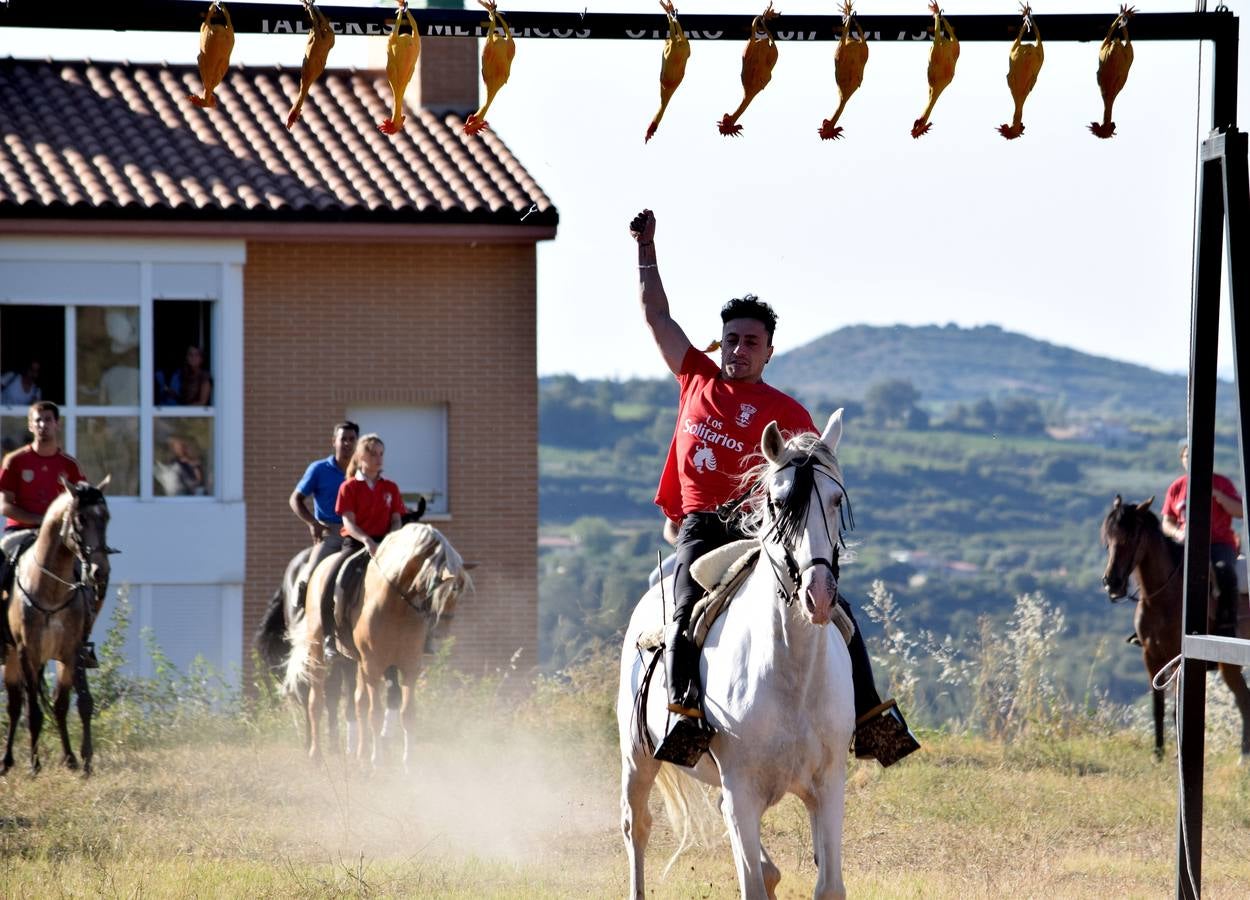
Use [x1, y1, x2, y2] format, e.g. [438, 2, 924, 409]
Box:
[654, 763, 720, 877]
[281, 613, 312, 697]
[254, 587, 290, 679]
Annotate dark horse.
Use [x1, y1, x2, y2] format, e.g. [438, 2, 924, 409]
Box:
[255, 545, 361, 749]
[1101, 494, 1250, 759]
[3, 477, 112, 775]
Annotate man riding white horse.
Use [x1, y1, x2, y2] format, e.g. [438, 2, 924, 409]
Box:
[630, 208, 918, 766]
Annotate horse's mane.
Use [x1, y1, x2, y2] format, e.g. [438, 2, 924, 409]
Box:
[1102, 499, 1161, 541]
[734, 431, 844, 541]
[377, 523, 472, 619]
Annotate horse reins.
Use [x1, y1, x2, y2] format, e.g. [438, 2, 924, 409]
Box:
[1108, 517, 1183, 604]
[17, 496, 117, 625]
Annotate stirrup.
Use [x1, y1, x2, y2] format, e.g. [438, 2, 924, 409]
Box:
[854, 698, 920, 767]
[78, 642, 99, 669]
[654, 714, 712, 767]
[322, 635, 339, 661]
[666, 701, 704, 719]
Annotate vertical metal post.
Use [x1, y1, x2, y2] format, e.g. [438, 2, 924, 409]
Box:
[1176, 132, 1224, 899]
[1222, 131, 1250, 508]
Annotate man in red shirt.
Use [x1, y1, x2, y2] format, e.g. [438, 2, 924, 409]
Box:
[0, 401, 88, 658]
[1162, 441, 1243, 634]
[631, 209, 917, 766]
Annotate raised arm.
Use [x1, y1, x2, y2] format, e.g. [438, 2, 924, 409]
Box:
[630, 209, 694, 377]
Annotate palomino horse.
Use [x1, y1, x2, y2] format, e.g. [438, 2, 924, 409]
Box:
[618, 411, 855, 900]
[1101, 494, 1250, 759]
[3, 477, 112, 775]
[284, 523, 471, 766]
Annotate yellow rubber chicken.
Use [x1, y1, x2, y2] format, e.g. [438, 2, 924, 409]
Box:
[998, 5, 1043, 140]
[286, 1, 336, 130]
[645, 1, 691, 143]
[819, 1, 869, 141]
[464, 0, 516, 135]
[189, 1, 234, 109]
[1089, 5, 1135, 139]
[718, 3, 779, 137]
[379, 4, 421, 135]
[911, 2, 959, 139]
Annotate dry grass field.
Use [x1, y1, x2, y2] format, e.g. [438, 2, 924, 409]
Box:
[5, 657, 1250, 900]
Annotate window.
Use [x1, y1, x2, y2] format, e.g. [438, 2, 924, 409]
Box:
[346, 405, 449, 515]
[0, 263, 225, 500]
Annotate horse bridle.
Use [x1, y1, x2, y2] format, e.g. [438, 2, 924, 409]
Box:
[1105, 513, 1182, 604]
[18, 498, 119, 622]
[370, 553, 451, 621]
[761, 458, 849, 605]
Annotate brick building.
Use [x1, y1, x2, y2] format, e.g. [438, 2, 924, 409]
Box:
[0, 41, 555, 679]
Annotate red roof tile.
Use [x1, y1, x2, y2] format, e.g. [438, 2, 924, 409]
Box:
[0, 57, 557, 227]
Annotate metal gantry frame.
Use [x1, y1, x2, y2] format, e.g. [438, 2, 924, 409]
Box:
[0, 2, 1245, 896]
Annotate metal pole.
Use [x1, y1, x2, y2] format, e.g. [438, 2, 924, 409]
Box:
[1177, 139, 1224, 900]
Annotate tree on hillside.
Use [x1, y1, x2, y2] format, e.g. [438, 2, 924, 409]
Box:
[865, 379, 921, 427]
[972, 398, 998, 432]
[997, 397, 1046, 436]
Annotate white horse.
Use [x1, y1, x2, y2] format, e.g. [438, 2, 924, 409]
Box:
[617, 410, 855, 900]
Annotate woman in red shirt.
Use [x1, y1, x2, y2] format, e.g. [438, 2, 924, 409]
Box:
[321, 433, 406, 659]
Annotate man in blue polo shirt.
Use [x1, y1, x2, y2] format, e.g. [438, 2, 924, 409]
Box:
[288, 421, 358, 616]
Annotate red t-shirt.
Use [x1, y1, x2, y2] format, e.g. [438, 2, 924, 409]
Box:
[0, 445, 85, 528]
[655, 347, 816, 522]
[1162, 473, 1242, 549]
[336, 475, 406, 538]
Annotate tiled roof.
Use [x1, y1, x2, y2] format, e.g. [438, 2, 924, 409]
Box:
[0, 57, 557, 227]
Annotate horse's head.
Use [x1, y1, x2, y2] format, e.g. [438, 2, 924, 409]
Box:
[57, 473, 114, 599]
[750, 409, 852, 627]
[1100, 493, 1156, 601]
[378, 523, 474, 641]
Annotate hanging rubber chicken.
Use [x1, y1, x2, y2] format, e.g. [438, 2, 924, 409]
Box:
[379, 2, 421, 135]
[645, 0, 691, 143]
[1089, 5, 1135, 139]
[818, 1, 868, 141]
[718, 3, 780, 137]
[189, 1, 234, 109]
[286, 1, 336, 130]
[911, 3, 959, 139]
[997, 4, 1043, 140]
[464, 0, 516, 135]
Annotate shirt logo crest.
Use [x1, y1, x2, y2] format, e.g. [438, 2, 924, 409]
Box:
[735, 403, 758, 428]
[692, 443, 718, 473]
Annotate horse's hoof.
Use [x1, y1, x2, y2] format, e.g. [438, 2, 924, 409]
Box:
[63, 754, 79, 771]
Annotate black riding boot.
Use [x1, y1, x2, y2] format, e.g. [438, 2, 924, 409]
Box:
[653, 623, 712, 767]
[321, 587, 339, 661]
[842, 598, 920, 767]
[664, 624, 702, 718]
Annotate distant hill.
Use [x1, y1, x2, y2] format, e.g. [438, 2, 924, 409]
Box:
[766, 323, 1227, 422]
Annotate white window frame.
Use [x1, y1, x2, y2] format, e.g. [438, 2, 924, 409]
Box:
[346, 404, 450, 517]
[0, 238, 244, 502]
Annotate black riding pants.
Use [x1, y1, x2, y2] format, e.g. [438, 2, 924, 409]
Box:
[672, 512, 746, 632]
[1213, 541, 1239, 627]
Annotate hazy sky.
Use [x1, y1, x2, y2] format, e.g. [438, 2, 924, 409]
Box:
[2, 0, 1247, 381]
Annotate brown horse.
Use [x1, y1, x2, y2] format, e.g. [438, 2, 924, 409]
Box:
[284, 523, 470, 766]
[1101, 494, 1250, 759]
[3, 476, 112, 775]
